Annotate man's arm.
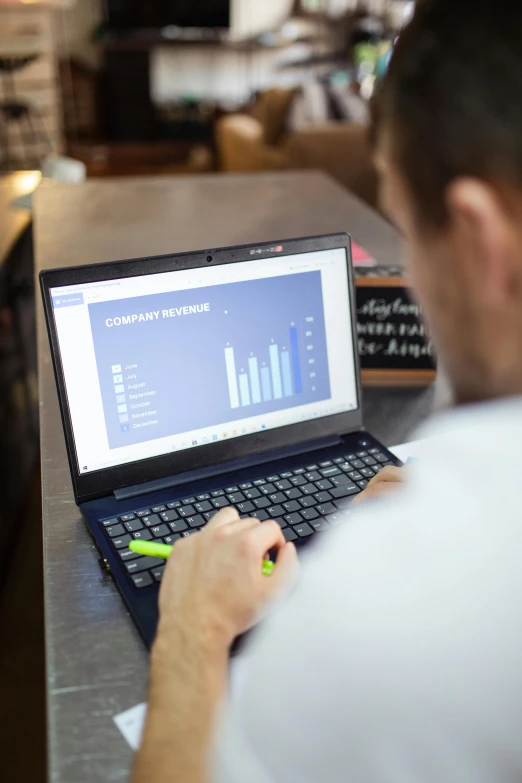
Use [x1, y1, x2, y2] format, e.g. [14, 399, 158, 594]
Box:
[131, 508, 298, 783]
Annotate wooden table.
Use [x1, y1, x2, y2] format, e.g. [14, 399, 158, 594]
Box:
[0, 170, 40, 266]
[35, 171, 435, 782]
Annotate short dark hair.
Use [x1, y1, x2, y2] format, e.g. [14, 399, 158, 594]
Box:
[372, 1, 522, 229]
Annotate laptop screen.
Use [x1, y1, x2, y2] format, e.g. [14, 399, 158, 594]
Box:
[49, 246, 358, 474]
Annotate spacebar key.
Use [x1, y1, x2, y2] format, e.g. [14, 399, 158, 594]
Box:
[125, 556, 165, 574]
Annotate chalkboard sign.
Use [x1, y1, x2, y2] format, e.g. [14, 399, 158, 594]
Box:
[355, 271, 436, 387]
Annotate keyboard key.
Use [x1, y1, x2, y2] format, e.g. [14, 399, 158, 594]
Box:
[181, 529, 199, 537]
[368, 448, 379, 454]
[285, 512, 303, 526]
[182, 497, 196, 505]
[125, 519, 144, 532]
[356, 451, 368, 458]
[259, 484, 276, 496]
[253, 479, 265, 486]
[330, 485, 359, 499]
[236, 501, 255, 515]
[250, 510, 269, 521]
[112, 534, 132, 549]
[196, 493, 211, 501]
[142, 514, 161, 528]
[360, 468, 376, 479]
[211, 489, 225, 497]
[151, 505, 166, 514]
[304, 471, 321, 482]
[195, 501, 212, 513]
[293, 468, 306, 475]
[380, 461, 395, 468]
[267, 474, 280, 482]
[311, 518, 330, 532]
[280, 471, 293, 479]
[375, 453, 390, 464]
[301, 508, 319, 521]
[274, 479, 291, 491]
[363, 456, 377, 466]
[328, 513, 349, 527]
[319, 461, 333, 468]
[150, 524, 169, 538]
[102, 517, 119, 527]
[179, 505, 196, 517]
[120, 513, 136, 523]
[186, 515, 205, 529]
[299, 496, 316, 508]
[268, 492, 286, 505]
[133, 529, 152, 541]
[164, 534, 180, 546]
[317, 503, 336, 516]
[119, 547, 141, 561]
[305, 464, 318, 471]
[340, 463, 353, 472]
[167, 501, 181, 509]
[283, 527, 298, 542]
[294, 522, 314, 538]
[283, 500, 301, 513]
[358, 481, 368, 489]
[273, 517, 287, 529]
[316, 479, 334, 492]
[239, 483, 253, 490]
[203, 511, 217, 522]
[344, 453, 356, 461]
[254, 497, 270, 510]
[169, 519, 188, 534]
[333, 457, 344, 464]
[136, 509, 151, 517]
[161, 510, 179, 523]
[267, 505, 284, 518]
[315, 491, 332, 504]
[244, 488, 261, 500]
[348, 471, 363, 481]
[131, 573, 153, 589]
[285, 488, 302, 500]
[301, 483, 318, 495]
[212, 496, 229, 509]
[320, 466, 342, 478]
[290, 475, 306, 487]
[227, 492, 245, 504]
[225, 486, 239, 493]
[107, 524, 124, 538]
[152, 566, 165, 583]
[125, 556, 164, 574]
[351, 459, 365, 469]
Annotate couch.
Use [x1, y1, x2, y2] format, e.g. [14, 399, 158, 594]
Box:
[216, 87, 378, 210]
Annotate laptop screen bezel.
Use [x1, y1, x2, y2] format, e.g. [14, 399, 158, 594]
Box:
[40, 233, 364, 503]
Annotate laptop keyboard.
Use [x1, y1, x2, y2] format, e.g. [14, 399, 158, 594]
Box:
[100, 448, 395, 589]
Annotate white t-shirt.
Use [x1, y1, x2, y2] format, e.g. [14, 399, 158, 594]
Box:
[214, 398, 522, 783]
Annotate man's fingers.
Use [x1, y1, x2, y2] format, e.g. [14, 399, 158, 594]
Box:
[206, 506, 240, 529]
[369, 466, 405, 484]
[243, 519, 286, 556]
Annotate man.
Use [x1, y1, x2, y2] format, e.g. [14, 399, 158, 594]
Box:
[133, 2, 522, 781]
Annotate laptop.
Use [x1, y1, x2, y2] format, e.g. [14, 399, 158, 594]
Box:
[40, 233, 400, 647]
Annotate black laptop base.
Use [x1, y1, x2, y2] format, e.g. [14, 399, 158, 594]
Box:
[82, 430, 400, 649]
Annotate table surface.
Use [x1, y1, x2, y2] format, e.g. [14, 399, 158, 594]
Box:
[35, 171, 435, 783]
[0, 170, 40, 267]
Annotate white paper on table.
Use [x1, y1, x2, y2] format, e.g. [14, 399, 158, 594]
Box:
[113, 655, 253, 750]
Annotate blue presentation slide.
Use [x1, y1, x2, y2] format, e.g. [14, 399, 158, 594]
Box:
[88, 271, 331, 450]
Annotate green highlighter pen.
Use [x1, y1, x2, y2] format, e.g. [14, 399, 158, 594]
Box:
[129, 540, 275, 575]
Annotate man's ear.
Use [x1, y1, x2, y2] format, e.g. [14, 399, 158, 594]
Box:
[445, 178, 519, 304]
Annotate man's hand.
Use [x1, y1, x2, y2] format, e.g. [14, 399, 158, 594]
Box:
[156, 507, 299, 651]
[351, 466, 406, 506]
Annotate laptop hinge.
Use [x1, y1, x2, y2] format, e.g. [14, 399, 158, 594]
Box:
[114, 435, 343, 502]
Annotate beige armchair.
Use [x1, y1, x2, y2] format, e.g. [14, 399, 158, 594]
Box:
[216, 88, 378, 210]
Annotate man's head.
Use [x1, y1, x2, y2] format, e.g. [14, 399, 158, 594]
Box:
[372, 0, 522, 404]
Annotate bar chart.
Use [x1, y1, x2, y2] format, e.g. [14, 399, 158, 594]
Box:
[224, 324, 306, 411]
